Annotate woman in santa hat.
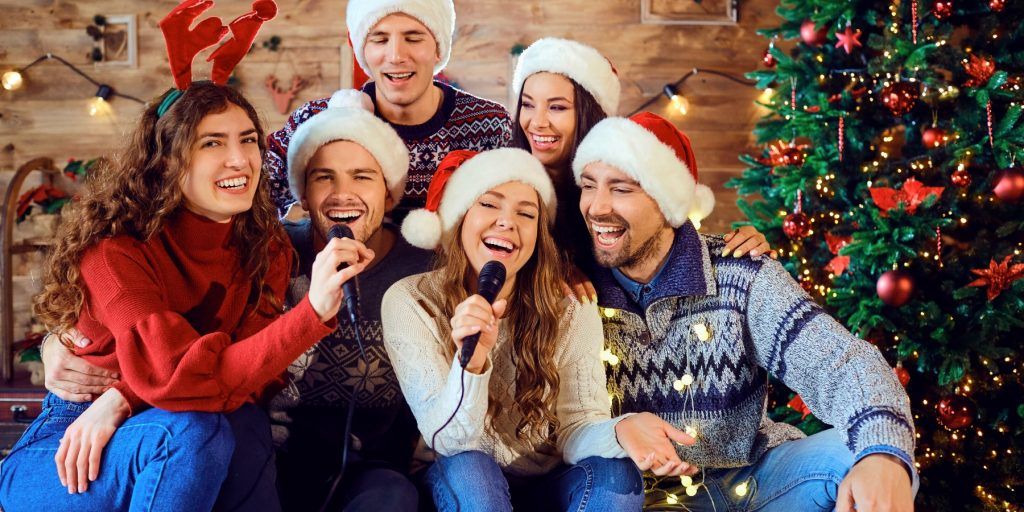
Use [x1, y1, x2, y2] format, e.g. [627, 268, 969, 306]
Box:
[382, 148, 698, 511]
[510, 38, 772, 300]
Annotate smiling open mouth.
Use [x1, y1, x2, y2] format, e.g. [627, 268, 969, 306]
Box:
[483, 237, 515, 254]
[384, 72, 414, 81]
[592, 224, 625, 246]
[216, 177, 248, 190]
[327, 209, 363, 224]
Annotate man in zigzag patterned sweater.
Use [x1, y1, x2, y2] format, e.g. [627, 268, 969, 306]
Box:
[571, 112, 917, 512]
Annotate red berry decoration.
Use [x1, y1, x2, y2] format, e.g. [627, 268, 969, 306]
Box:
[801, 20, 828, 46]
[932, 0, 954, 19]
[937, 395, 976, 429]
[921, 126, 947, 148]
[894, 366, 911, 387]
[880, 82, 920, 116]
[876, 270, 914, 307]
[993, 168, 1024, 202]
[990, 0, 1005, 11]
[951, 168, 972, 187]
[763, 47, 777, 68]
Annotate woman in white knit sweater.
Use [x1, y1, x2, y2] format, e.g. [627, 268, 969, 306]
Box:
[382, 148, 697, 512]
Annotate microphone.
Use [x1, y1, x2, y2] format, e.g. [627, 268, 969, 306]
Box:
[459, 261, 506, 368]
[327, 224, 359, 316]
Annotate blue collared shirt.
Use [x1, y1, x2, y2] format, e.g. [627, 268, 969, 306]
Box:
[611, 246, 674, 310]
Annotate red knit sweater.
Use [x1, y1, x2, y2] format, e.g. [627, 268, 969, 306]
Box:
[73, 208, 335, 414]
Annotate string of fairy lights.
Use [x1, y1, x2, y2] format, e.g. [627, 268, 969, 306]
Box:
[628, 67, 758, 117]
[1, 53, 145, 116]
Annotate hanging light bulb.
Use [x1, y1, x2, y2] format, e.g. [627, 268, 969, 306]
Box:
[663, 84, 689, 115]
[2, 70, 24, 91]
[88, 84, 114, 117]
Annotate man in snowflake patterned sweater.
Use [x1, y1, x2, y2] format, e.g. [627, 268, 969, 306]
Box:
[572, 112, 918, 511]
[265, 0, 511, 219]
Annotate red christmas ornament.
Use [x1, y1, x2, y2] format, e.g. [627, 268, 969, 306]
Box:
[801, 20, 828, 46]
[880, 82, 920, 116]
[921, 126, 947, 148]
[951, 167, 971, 187]
[894, 366, 911, 387]
[834, 26, 863, 54]
[993, 168, 1024, 202]
[783, 213, 812, 240]
[937, 395, 975, 429]
[764, 140, 808, 169]
[932, 0, 954, 19]
[990, 0, 1005, 12]
[763, 42, 777, 68]
[783, 190, 811, 240]
[876, 270, 915, 307]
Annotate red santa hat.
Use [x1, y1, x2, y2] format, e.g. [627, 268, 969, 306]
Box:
[572, 112, 715, 227]
[401, 148, 556, 250]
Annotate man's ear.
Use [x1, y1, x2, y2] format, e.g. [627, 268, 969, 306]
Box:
[384, 191, 396, 213]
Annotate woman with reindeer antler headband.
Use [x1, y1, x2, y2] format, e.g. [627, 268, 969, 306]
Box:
[0, 2, 362, 511]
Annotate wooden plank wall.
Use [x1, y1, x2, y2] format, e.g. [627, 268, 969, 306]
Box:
[1, 0, 779, 233]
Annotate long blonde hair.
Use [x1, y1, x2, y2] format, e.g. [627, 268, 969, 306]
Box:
[422, 200, 566, 441]
[34, 81, 288, 338]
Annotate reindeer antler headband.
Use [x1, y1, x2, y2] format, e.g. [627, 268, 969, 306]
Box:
[156, 0, 277, 116]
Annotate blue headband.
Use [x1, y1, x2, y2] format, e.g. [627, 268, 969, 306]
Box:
[156, 89, 184, 118]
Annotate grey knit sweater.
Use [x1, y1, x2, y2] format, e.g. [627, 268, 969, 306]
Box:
[594, 222, 916, 476]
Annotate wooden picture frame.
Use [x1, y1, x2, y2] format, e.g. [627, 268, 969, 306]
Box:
[641, 0, 739, 26]
[95, 14, 138, 67]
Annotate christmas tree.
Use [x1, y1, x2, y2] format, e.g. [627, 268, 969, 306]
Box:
[729, 0, 1024, 509]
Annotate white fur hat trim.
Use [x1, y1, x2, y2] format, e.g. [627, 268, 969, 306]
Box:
[346, 0, 455, 76]
[512, 38, 620, 116]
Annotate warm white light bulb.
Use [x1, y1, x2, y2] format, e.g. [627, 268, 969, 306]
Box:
[2, 70, 23, 91]
[671, 94, 689, 115]
[88, 96, 110, 117]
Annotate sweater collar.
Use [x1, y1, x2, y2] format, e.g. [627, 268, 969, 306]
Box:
[594, 221, 716, 314]
[165, 207, 235, 252]
[362, 80, 457, 140]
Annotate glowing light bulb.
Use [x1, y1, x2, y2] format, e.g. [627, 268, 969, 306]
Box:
[671, 94, 689, 115]
[685, 485, 699, 497]
[2, 70, 23, 90]
[681, 475, 693, 487]
[735, 482, 749, 497]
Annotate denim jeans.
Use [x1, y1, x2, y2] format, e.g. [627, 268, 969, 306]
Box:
[425, 451, 644, 512]
[661, 428, 914, 511]
[0, 394, 274, 512]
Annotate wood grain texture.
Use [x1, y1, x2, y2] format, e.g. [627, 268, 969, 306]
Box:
[0, 0, 779, 234]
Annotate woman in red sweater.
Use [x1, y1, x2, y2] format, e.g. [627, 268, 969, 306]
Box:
[0, 82, 369, 512]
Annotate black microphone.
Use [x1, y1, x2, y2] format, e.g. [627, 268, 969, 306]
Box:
[327, 224, 359, 316]
[460, 261, 506, 368]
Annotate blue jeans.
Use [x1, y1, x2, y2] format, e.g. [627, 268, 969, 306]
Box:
[0, 394, 269, 512]
[664, 429, 909, 511]
[425, 451, 644, 512]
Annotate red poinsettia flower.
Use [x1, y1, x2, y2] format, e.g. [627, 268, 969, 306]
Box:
[788, 394, 813, 419]
[869, 178, 945, 215]
[964, 54, 996, 88]
[968, 255, 1024, 301]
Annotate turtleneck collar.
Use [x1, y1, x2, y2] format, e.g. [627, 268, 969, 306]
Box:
[165, 207, 236, 252]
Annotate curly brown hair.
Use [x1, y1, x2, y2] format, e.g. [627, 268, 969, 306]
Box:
[421, 198, 565, 442]
[34, 81, 288, 340]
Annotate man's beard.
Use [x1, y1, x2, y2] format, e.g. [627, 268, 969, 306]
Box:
[588, 214, 666, 270]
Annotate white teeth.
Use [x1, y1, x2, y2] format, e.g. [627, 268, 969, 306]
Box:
[327, 210, 361, 221]
[216, 177, 248, 189]
[484, 237, 514, 251]
[593, 225, 624, 234]
[532, 134, 558, 143]
[386, 72, 413, 79]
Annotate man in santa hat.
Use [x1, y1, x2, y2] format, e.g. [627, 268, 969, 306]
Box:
[264, 0, 512, 221]
[572, 112, 918, 511]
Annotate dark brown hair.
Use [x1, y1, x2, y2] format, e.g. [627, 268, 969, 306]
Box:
[34, 81, 288, 337]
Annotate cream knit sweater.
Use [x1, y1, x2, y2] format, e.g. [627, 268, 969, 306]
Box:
[381, 271, 629, 477]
